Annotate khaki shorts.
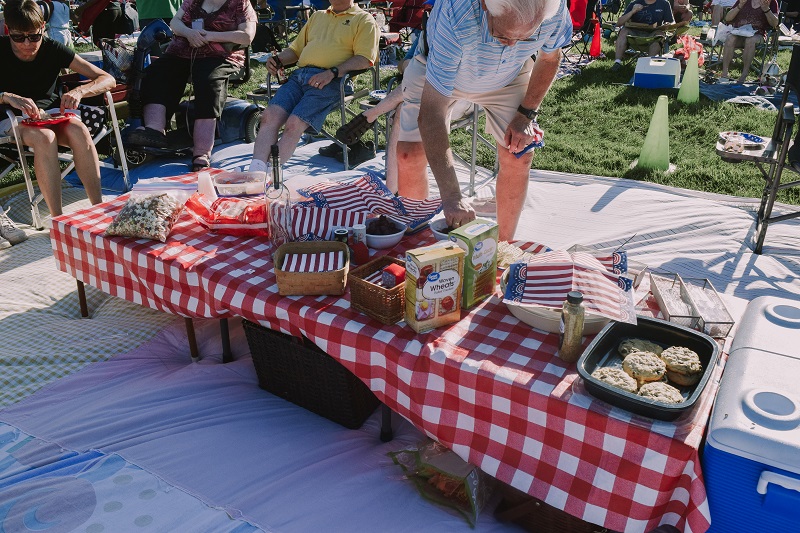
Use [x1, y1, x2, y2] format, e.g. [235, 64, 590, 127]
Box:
[397, 55, 534, 148]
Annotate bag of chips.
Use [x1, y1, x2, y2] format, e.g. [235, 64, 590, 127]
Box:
[388, 440, 494, 528]
[184, 192, 269, 237]
[105, 193, 184, 242]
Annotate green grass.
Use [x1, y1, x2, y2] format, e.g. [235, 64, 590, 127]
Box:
[3, 36, 799, 208]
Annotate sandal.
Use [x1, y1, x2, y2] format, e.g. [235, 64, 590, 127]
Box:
[335, 113, 372, 145]
[191, 155, 211, 172]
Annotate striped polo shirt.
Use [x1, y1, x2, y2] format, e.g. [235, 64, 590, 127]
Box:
[425, 0, 572, 96]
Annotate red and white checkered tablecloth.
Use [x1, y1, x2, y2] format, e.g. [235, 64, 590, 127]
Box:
[51, 181, 725, 533]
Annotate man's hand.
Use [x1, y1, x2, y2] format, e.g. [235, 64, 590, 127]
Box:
[504, 114, 541, 155]
[60, 90, 83, 113]
[441, 196, 476, 229]
[632, 4, 644, 13]
[308, 70, 336, 89]
[186, 28, 208, 48]
[266, 55, 280, 75]
[760, 0, 771, 10]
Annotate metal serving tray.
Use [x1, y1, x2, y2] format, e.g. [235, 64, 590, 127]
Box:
[576, 316, 720, 421]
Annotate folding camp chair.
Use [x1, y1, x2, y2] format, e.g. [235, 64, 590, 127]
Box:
[247, 64, 380, 170]
[562, 0, 602, 64]
[0, 91, 130, 230]
[381, 0, 431, 44]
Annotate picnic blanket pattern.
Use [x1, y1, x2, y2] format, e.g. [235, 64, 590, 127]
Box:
[0, 423, 259, 532]
[49, 181, 723, 533]
[503, 250, 637, 324]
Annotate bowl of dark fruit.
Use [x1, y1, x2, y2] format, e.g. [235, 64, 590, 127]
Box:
[430, 218, 454, 241]
[365, 215, 407, 249]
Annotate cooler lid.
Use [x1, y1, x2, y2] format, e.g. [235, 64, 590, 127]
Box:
[729, 296, 800, 360]
[707, 346, 800, 474]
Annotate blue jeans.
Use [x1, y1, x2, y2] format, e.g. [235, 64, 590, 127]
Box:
[269, 67, 341, 133]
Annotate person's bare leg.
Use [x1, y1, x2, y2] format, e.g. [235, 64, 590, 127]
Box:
[385, 106, 402, 193]
[615, 27, 630, 61]
[252, 104, 289, 165]
[142, 103, 168, 133]
[363, 87, 404, 123]
[276, 115, 309, 165]
[192, 118, 216, 160]
[720, 36, 737, 78]
[56, 120, 102, 205]
[21, 126, 63, 216]
[649, 38, 663, 56]
[495, 148, 534, 242]
[711, 5, 723, 26]
[396, 140, 430, 199]
[737, 35, 761, 83]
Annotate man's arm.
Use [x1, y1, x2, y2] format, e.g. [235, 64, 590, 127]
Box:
[418, 82, 473, 227]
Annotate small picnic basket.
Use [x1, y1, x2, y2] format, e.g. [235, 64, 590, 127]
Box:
[348, 256, 406, 325]
[273, 241, 349, 296]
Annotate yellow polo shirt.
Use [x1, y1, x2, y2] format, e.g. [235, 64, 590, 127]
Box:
[289, 5, 379, 68]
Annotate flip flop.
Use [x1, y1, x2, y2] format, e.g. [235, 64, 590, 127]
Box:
[192, 155, 211, 172]
[335, 113, 372, 146]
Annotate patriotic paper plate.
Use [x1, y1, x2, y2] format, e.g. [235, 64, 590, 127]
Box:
[369, 90, 388, 101]
[22, 112, 77, 127]
[718, 131, 765, 148]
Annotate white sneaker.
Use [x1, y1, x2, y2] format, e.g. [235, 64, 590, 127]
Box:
[0, 208, 27, 245]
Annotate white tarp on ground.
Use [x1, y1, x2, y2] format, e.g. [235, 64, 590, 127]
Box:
[0, 143, 798, 531]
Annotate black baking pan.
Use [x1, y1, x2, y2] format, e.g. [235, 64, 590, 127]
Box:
[576, 316, 720, 421]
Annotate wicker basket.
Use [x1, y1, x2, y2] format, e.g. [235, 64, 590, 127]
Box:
[242, 320, 380, 429]
[274, 241, 349, 296]
[494, 483, 612, 533]
[348, 256, 406, 325]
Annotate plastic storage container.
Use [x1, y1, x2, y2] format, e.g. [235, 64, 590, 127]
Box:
[633, 57, 681, 89]
[704, 295, 800, 532]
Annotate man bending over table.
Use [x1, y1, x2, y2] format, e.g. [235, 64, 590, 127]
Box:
[248, 0, 379, 169]
[394, 0, 572, 241]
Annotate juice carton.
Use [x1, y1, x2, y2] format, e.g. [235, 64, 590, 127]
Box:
[405, 242, 466, 333]
[449, 218, 498, 309]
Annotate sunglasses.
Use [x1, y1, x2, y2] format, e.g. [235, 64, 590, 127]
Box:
[9, 32, 44, 43]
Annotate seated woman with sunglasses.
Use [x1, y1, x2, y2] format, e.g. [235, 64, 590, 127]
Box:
[0, 0, 115, 219]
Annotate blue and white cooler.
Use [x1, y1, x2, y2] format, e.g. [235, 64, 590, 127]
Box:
[704, 295, 800, 532]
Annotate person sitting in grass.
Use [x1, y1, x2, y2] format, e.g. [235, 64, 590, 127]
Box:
[610, 0, 675, 72]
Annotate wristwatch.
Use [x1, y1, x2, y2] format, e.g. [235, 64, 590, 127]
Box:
[517, 105, 539, 121]
[330, 67, 340, 79]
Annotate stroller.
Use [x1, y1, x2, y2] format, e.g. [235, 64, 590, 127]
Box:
[121, 20, 262, 167]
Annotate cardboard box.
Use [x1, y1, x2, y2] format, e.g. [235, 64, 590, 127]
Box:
[449, 218, 498, 308]
[405, 242, 465, 333]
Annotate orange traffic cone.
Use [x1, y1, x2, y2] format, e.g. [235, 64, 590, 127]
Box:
[589, 17, 602, 58]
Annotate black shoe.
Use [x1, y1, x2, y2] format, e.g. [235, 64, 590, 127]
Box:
[318, 143, 344, 158]
[335, 140, 375, 166]
[788, 143, 800, 172]
[126, 127, 169, 148]
[610, 61, 622, 72]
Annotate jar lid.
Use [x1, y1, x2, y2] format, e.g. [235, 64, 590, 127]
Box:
[567, 291, 583, 304]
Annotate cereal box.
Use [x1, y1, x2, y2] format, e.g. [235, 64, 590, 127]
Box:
[405, 242, 466, 333]
[449, 218, 498, 309]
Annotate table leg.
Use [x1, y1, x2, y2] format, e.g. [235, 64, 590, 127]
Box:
[220, 318, 232, 364]
[76, 280, 88, 318]
[185, 318, 199, 359]
[380, 404, 393, 442]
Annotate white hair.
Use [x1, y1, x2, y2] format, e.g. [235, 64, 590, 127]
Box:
[484, 0, 561, 25]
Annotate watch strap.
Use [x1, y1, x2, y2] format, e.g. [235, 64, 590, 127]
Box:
[330, 67, 339, 79]
[517, 105, 539, 120]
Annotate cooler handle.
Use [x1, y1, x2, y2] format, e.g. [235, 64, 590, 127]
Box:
[757, 471, 800, 495]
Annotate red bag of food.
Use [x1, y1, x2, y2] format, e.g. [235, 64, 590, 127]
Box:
[184, 193, 269, 237]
